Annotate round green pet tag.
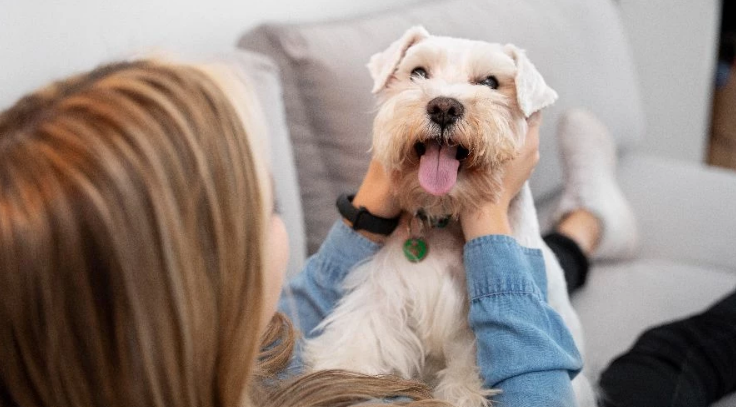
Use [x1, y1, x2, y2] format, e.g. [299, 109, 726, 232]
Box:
[403, 238, 428, 263]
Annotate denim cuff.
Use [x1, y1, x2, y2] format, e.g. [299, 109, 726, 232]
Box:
[464, 235, 547, 302]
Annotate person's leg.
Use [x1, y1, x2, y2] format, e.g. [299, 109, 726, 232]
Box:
[546, 109, 637, 295]
[552, 109, 638, 261]
[599, 288, 736, 407]
[544, 210, 599, 294]
[548, 110, 736, 405]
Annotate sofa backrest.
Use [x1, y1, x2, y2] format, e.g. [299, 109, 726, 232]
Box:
[239, 0, 644, 254]
[223, 50, 307, 277]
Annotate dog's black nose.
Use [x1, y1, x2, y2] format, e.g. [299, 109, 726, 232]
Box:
[427, 97, 464, 128]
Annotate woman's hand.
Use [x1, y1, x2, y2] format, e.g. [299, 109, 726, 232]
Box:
[460, 112, 542, 241]
[349, 160, 401, 243]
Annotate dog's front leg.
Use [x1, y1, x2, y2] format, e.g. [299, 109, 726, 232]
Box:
[508, 182, 542, 248]
[434, 327, 498, 407]
[302, 260, 424, 378]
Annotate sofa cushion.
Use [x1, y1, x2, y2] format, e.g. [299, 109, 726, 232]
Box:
[219, 50, 306, 278]
[618, 153, 736, 271]
[239, 0, 644, 253]
[716, 391, 736, 406]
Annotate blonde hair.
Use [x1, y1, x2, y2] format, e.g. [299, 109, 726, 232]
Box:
[0, 61, 448, 407]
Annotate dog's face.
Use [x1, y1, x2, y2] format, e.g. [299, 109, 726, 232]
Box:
[368, 26, 557, 219]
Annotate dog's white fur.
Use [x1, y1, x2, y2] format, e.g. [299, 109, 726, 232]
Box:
[304, 27, 595, 406]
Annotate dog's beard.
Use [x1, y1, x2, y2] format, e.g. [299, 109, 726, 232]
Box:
[372, 89, 525, 219]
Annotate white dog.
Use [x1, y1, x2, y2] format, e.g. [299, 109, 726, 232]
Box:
[304, 26, 595, 407]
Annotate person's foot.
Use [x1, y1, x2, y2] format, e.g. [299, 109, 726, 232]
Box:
[555, 209, 602, 257]
[553, 109, 638, 260]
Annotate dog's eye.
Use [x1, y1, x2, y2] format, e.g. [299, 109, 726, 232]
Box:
[479, 76, 499, 89]
[411, 67, 429, 80]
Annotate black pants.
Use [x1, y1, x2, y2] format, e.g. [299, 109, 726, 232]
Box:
[543, 233, 736, 407]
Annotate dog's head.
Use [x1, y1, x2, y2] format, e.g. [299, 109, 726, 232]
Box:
[368, 26, 557, 218]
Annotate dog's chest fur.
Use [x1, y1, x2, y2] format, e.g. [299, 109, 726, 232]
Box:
[325, 219, 473, 378]
[381, 219, 468, 349]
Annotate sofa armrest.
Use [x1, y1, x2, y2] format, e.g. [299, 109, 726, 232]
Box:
[619, 153, 736, 271]
[219, 50, 307, 278]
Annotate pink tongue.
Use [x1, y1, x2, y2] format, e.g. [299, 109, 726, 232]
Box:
[418, 142, 460, 196]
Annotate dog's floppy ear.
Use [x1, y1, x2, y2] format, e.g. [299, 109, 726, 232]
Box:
[504, 44, 558, 117]
[367, 26, 430, 93]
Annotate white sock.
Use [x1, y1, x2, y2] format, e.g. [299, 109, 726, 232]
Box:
[554, 109, 638, 260]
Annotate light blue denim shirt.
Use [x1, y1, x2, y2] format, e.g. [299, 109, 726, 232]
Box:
[278, 220, 583, 407]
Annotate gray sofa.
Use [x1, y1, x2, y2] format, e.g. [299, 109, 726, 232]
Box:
[228, 0, 736, 405]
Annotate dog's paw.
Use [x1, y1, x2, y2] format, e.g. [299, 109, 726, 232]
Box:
[433, 370, 499, 407]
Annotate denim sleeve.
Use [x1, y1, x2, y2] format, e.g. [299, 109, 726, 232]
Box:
[278, 220, 380, 338]
[464, 235, 583, 407]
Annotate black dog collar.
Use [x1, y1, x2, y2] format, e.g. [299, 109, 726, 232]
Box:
[337, 193, 400, 236]
[415, 209, 451, 229]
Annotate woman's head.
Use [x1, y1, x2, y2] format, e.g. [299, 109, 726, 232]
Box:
[0, 59, 445, 407]
[0, 60, 279, 407]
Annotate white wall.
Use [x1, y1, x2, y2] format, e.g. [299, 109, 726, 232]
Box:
[0, 0, 721, 163]
[0, 0, 418, 110]
[619, 0, 720, 162]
